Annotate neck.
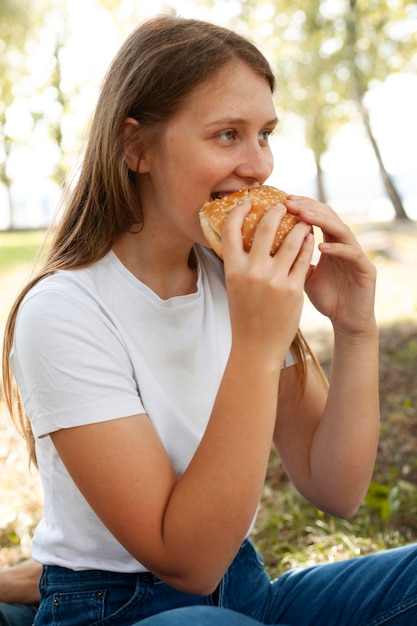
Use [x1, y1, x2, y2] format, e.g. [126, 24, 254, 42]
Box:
[112, 228, 198, 300]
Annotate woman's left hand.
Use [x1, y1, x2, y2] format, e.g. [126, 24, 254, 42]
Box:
[285, 195, 377, 336]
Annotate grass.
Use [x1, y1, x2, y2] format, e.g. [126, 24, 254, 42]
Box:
[0, 230, 49, 330]
[1, 225, 417, 572]
[0, 230, 48, 565]
[0, 231, 47, 274]
[254, 450, 417, 578]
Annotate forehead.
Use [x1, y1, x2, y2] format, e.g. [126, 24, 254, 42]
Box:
[174, 60, 276, 123]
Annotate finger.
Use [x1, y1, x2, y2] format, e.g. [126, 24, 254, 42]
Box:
[248, 203, 287, 256]
[305, 263, 316, 284]
[288, 232, 315, 280]
[272, 216, 313, 264]
[221, 200, 252, 259]
[318, 240, 374, 278]
[318, 241, 362, 258]
[286, 197, 358, 246]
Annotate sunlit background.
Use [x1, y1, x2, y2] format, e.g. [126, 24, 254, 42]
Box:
[1, 0, 416, 230]
[1, 0, 417, 570]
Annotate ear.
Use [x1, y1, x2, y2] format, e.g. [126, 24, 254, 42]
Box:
[120, 117, 151, 173]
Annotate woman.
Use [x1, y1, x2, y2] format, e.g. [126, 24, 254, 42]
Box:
[2, 14, 416, 626]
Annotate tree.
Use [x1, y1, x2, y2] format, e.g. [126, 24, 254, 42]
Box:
[223, 0, 416, 218]
[272, 0, 416, 218]
[0, 0, 33, 227]
[343, 0, 415, 219]
[271, 3, 354, 203]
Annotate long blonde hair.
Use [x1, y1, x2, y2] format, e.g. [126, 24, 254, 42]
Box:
[2, 15, 327, 466]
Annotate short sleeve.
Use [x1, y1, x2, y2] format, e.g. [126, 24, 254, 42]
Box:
[11, 283, 144, 438]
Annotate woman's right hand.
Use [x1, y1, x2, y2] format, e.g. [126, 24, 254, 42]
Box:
[220, 200, 314, 362]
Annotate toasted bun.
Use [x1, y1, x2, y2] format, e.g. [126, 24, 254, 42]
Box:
[199, 185, 299, 259]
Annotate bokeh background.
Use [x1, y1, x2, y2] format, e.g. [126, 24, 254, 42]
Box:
[1, 0, 417, 574]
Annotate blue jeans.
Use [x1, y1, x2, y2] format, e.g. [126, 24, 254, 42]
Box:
[35, 539, 417, 625]
[0, 602, 37, 626]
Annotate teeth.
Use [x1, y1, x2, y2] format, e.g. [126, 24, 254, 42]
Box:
[211, 185, 259, 202]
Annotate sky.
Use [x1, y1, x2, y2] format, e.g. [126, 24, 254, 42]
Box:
[1, 0, 416, 228]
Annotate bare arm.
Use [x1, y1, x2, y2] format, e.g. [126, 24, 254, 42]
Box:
[274, 336, 379, 519]
[51, 203, 314, 596]
[275, 196, 379, 518]
[0, 560, 41, 605]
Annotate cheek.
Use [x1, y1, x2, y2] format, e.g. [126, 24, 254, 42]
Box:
[174, 158, 220, 195]
[166, 151, 207, 185]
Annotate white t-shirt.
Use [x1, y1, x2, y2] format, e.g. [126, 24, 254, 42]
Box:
[11, 246, 295, 572]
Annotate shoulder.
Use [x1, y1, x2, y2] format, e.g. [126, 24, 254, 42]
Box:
[14, 256, 124, 355]
[18, 254, 117, 319]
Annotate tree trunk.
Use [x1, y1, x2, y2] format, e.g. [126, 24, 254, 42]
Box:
[347, 0, 409, 221]
[0, 136, 15, 229]
[6, 182, 14, 230]
[314, 153, 327, 203]
[358, 98, 409, 221]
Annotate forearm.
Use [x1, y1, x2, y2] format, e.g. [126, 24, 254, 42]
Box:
[51, 340, 284, 596]
[309, 324, 380, 516]
[160, 200, 313, 587]
[160, 341, 282, 593]
[0, 560, 41, 605]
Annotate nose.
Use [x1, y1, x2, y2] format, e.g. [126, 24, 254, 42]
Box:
[235, 140, 274, 184]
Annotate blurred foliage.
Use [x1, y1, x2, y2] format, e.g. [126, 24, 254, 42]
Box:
[0, 0, 32, 192]
[0, 0, 52, 225]
[254, 460, 417, 577]
[223, 0, 417, 214]
[1, 0, 416, 225]
[0, 231, 46, 274]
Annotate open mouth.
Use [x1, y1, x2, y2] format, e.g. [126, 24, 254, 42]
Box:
[210, 192, 229, 201]
[209, 183, 260, 203]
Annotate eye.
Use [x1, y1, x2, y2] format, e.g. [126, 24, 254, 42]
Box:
[216, 129, 237, 142]
[258, 128, 274, 144]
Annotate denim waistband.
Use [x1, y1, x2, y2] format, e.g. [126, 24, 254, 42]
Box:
[40, 539, 254, 587]
[41, 564, 157, 585]
[36, 540, 271, 625]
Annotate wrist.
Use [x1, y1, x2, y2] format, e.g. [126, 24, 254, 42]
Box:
[334, 320, 379, 349]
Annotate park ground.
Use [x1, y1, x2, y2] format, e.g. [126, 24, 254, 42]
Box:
[1, 220, 417, 573]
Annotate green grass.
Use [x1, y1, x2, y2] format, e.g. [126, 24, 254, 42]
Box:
[0, 230, 47, 276]
[253, 450, 417, 578]
[1, 227, 417, 571]
[0, 230, 49, 327]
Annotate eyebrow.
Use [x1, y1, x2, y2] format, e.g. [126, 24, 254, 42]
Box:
[204, 116, 279, 128]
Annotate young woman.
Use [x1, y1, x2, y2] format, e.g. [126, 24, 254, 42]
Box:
[2, 14, 417, 626]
